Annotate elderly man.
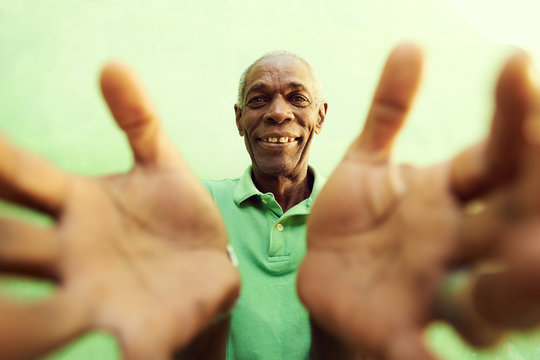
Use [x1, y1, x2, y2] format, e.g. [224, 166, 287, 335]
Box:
[202, 51, 327, 359]
[1, 43, 540, 360]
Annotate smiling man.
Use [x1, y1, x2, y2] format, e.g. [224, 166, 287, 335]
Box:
[2, 44, 540, 360]
[203, 52, 328, 359]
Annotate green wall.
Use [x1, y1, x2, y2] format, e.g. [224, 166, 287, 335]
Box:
[1, 0, 539, 358]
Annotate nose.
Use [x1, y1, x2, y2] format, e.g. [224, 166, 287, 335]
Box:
[264, 96, 292, 124]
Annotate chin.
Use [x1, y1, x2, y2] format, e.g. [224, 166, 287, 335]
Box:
[254, 159, 301, 177]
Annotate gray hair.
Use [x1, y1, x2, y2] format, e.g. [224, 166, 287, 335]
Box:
[236, 51, 324, 109]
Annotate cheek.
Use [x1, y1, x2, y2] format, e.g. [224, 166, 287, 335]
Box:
[240, 119, 256, 136]
[302, 114, 321, 134]
[243, 134, 256, 154]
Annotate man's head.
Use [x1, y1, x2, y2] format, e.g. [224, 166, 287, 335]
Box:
[235, 52, 328, 179]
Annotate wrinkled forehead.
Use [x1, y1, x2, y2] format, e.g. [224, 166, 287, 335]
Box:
[244, 55, 316, 96]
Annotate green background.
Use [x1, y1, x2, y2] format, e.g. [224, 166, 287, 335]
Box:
[1, 0, 540, 358]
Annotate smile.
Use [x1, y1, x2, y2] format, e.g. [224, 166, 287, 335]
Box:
[260, 137, 297, 143]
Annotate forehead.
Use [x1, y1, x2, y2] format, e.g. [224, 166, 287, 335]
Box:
[244, 55, 315, 95]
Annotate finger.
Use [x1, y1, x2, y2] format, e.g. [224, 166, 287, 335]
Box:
[472, 223, 540, 330]
[0, 134, 67, 216]
[0, 218, 60, 279]
[436, 268, 505, 347]
[100, 62, 183, 168]
[439, 220, 540, 346]
[451, 51, 537, 201]
[473, 269, 540, 330]
[458, 169, 540, 262]
[349, 42, 424, 161]
[0, 292, 89, 360]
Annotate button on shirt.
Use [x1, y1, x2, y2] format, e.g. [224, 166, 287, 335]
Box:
[202, 166, 324, 360]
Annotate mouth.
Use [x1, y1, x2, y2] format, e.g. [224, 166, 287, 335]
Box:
[259, 136, 298, 144]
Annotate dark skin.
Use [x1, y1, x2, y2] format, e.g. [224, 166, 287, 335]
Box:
[297, 43, 540, 359]
[234, 55, 327, 212]
[2, 44, 540, 360]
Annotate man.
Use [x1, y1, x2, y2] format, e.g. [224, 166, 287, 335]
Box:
[202, 51, 327, 359]
[1, 43, 540, 360]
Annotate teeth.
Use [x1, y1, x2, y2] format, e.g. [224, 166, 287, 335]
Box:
[263, 137, 295, 143]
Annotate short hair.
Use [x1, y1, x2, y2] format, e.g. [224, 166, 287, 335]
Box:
[236, 51, 324, 109]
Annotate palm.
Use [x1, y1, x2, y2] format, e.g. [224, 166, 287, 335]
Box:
[0, 64, 239, 360]
[300, 160, 461, 359]
[64, 170, 235, 356]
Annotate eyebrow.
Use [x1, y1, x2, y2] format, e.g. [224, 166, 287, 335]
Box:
[245, 83, 267, 100]
[288, 82, 308, 92]
[244, 82, 310, 102]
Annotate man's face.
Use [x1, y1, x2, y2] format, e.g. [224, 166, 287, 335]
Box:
[235, 55, 327, 178]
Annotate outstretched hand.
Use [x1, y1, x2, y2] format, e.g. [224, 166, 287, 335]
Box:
[0, 64, 240, 360]
[297, 44, 540, 359]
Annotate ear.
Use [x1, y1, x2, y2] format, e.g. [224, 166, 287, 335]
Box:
[234, 104, 245, 136]
[314, 102, 328, 134]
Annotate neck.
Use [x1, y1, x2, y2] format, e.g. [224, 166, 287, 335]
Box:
[251, 166, 313, 213]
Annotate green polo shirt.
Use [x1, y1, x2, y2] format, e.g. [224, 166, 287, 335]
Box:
[202, 165, 324, 360]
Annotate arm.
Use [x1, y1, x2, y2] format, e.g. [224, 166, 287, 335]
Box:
[0, 63, 240, 360]
[298, 43, 540, 359]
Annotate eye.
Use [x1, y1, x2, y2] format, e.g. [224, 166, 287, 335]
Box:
[246, 96, 267, 108]
[290, 94, 310, 107]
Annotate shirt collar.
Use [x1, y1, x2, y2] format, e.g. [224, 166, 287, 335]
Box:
[233, 165, 325, 209]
